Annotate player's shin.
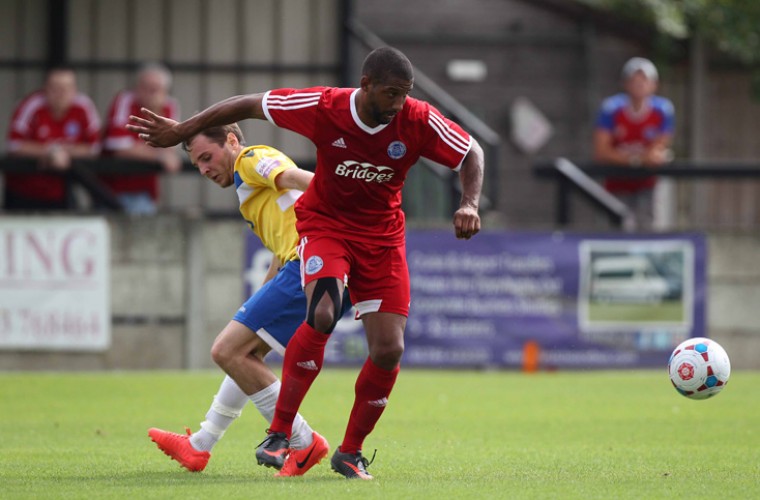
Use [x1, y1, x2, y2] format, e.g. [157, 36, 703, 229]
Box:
[340, 357, 400, 454]
[190, 375, 247, 451]
[250, 379, 314, 449]
[269, 322, 330, 436]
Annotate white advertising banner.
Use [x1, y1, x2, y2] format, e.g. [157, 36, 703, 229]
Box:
[0, 217, 110, 351]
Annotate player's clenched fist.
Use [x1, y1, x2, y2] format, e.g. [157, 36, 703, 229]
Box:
[453, 205, 480, 240]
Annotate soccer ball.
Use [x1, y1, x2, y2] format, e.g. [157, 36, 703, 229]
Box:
[668, 337, 731, 400]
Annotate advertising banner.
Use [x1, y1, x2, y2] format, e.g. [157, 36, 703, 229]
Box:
[0, 217, 111, 351]
[244, 230, 706, 369]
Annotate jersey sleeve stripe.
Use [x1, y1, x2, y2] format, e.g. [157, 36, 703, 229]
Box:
[266, 93, 321, 110]
[429, 112, 470, 150]
[113, 92, 133, 126]
[266, 96, 321, 105]
[263, 91, 321, 122]
[428, 114, 470, 155]
[267, 102, 320, 111]
[12, 94, 46, 135]
[266, 92, 322, 102]
[266, 96, 320, 106]
[74, 94, 102, 133]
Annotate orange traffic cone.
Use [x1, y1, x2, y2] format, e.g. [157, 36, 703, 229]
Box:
[522, 340, 541, 373]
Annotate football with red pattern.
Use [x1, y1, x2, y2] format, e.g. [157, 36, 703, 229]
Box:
[668, 337, 731, 400]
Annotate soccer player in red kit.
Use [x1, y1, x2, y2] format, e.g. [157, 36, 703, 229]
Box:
[128, 46, 484, 480]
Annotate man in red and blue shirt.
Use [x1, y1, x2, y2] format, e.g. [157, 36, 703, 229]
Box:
[128, 46, 484, 480]
[594, 57, 675, 229]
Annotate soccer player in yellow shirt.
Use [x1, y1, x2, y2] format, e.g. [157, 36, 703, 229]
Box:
[148, 123, 351, 477]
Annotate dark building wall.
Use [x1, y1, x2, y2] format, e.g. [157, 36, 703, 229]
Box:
[353, 0, 673, 229]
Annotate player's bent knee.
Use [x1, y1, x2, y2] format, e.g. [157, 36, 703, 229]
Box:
[210, 340, 232, 369]
[370, 343, 404, 370]
[310, 308, 338, 333]
[307, 278, 343, 333]
[210, 335, 240, 369]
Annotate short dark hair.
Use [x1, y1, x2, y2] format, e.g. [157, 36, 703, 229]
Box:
[361, 47, 414, 84]
[182, 123, 245, 152]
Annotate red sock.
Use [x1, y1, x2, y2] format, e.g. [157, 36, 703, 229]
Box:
[270, 322, 330, 437]
[340, 357, 400, 454]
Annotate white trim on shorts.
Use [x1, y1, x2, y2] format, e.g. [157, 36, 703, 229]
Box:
[354, 299, 383, 318]
[256, 327, 286, 356]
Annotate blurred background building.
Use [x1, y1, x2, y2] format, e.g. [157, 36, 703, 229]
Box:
[1, 0, 760, 370]
[3, 0, 760, 227]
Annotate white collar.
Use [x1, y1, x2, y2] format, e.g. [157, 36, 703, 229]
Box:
[350, 88, 389, 135]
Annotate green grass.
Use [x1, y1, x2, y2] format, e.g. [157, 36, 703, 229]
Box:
[1, 369, 758, 499]
[588, 300, 684, 323]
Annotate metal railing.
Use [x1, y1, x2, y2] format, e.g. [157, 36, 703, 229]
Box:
[549, 158, 635, 230]
[534, 159, 760, 230]
[0, 156, 314, 214]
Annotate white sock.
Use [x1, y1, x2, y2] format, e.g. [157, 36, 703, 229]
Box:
[190, 375, 248, 452]
[249, 380, 314, 450]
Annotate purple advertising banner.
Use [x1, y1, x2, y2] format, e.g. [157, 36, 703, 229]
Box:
[244, 230, 706, 369]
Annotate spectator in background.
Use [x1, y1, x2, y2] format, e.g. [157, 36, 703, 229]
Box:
[593, 57, 675, 230]
[4, 67, 101, 210]
[101, 62, 181, 214]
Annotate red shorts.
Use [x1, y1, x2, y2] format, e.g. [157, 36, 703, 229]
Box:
[297, 235, 410, 318]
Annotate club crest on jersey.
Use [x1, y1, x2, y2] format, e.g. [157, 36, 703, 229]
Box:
[305, 256, 324, 275]
[643, 126, 659, 141]
[387, 141, 407, 160]
[64, 121, 81, 138]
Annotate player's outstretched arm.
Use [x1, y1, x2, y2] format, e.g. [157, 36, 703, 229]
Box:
[275, 168, 314, 192]
[453, 138, 484, 240]
[127, 93, 267, 148]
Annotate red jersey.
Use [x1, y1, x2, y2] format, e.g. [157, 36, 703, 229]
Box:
[262, 87, 471, 245]
[595, 93, 675, 193]
[6, 91, 100, 202]
[101, 90, 180, 199]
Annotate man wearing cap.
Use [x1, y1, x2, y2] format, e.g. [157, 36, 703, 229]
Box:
[593, 57, 675, 230]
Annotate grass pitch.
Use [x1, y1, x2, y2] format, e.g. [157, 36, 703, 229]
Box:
[587, 300, 685, 323]
[1, 368, 758, 499]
